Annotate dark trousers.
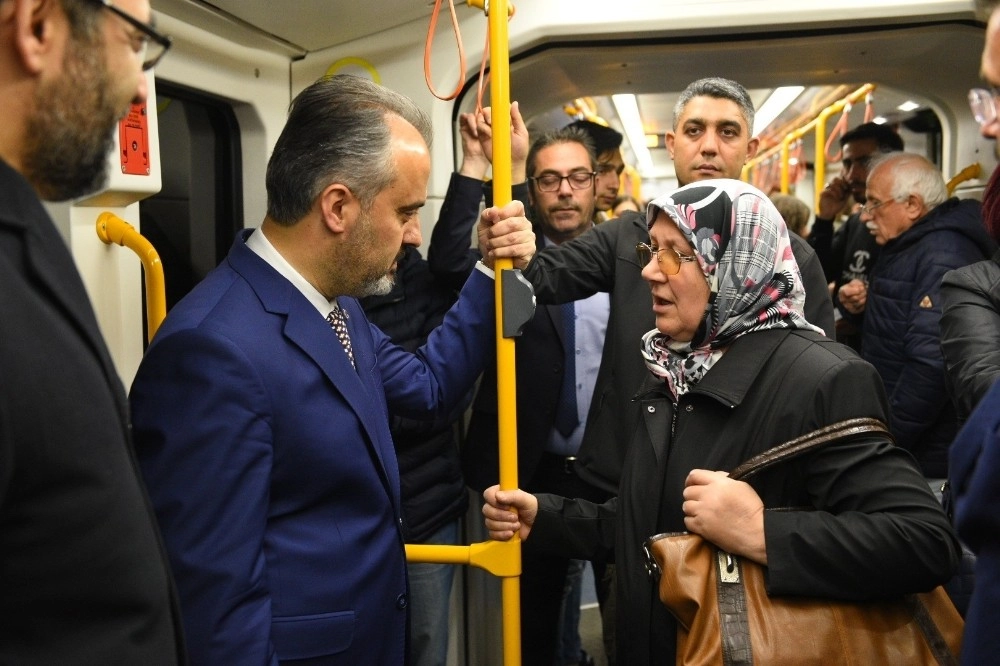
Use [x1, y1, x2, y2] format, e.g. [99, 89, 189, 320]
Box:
[520, 454, 611, 666]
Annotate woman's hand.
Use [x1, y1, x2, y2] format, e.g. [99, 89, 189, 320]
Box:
[482, 485, 538, 541]
[682, 469, 767, 564]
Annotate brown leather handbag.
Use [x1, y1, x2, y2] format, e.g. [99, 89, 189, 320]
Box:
[642, 418, 964, 665]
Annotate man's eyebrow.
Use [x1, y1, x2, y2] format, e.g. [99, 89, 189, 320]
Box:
[399, 200, 426, 212]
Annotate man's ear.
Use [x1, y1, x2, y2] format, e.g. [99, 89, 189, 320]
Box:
[665, 131, 676, 160]
[11, 0, 62, 75]
[318, 182, 356, 234]
[745, 136, 761, 161]
[904, 194, 925, 220]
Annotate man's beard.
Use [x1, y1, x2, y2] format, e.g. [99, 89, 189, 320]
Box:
[339, 206, 398, 298]
[23, 34, 124, 201]
[356, 273, 395, 298]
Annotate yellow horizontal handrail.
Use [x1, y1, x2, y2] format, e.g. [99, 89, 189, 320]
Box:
[405, 539, 521, 577]
[947, 162, 982, 195]
[743, 84, 877, 211]
[95, 212, 166, 343]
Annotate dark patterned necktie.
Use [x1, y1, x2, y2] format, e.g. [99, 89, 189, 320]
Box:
[554, 302, 578, 436]
[326, 305, 356, 370]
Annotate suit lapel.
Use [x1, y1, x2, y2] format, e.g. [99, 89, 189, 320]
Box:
[228, 234, 398, 502]
[5, 183, 131, 427]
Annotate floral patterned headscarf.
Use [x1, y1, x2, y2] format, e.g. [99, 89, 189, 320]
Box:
[640, 179, 824, 400]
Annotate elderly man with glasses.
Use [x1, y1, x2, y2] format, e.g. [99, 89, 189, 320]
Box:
[0, 0, 183, 663]
[807, 122, 904, 352]
[839, 152, 995, 483]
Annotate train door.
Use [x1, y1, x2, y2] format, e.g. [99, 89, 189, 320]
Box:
[138, 82, 243, 339]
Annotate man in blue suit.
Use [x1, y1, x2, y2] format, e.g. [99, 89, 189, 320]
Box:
[130, 74, 535, 664]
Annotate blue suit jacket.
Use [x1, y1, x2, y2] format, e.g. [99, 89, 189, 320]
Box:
[131, 230, 495, 664]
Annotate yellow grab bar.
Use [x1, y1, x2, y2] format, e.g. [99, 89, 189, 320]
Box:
[406, 539, 521, 577]
[947, 162, 982, 195]
[95, 212, 166, 343]
[743, 84, 876, 212]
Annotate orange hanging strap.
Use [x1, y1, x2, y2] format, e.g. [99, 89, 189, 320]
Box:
[424, 0, 516, 108]
[825, 102, 851, 163]
[424, 0, 467, 101]
[863, 91, 875, 123]
[765, 157, 780, 194]
[791, 140, 805, 184]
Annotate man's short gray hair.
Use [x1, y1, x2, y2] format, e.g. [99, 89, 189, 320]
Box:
[673, 77, 755, 134]
[870, 152, 949, 210]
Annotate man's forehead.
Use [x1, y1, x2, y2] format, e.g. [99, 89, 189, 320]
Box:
[678, 96, 748, 128]
[537, 141, 590, 165]
[843, 137, 878, 157]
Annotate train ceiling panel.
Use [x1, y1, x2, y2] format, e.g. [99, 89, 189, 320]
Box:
[191, 0, 432, 52]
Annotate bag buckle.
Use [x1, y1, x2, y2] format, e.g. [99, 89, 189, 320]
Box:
[716, 549, 740, 584]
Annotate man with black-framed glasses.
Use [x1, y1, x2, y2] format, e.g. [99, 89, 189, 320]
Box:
[0, 0, 183, 662]
[465, 126, 609, 666]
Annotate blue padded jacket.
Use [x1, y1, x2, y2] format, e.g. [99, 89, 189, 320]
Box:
[862, 197, 996, 477]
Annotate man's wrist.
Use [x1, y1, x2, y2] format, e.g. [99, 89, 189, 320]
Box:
[475, 261, 495, 279]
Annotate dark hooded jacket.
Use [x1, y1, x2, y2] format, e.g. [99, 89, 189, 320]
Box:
[861, 197, 997, 477]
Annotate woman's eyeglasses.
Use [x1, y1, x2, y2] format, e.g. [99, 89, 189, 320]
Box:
[635, 243, 698, 275]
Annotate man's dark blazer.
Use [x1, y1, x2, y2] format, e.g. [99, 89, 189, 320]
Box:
[131, 229, 495, 664]
[0, 160, 185, 663]
[463, 231, 571, 493]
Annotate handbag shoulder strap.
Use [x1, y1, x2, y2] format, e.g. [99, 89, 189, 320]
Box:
[729, 417, 892, 482]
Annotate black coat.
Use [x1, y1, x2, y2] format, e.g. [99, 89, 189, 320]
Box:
[940, 249, 1000, 421]
[521, 211, 835, 495]
[361, 246, 469, 542]
[529, 329, 959, 665]
[463, 234, 579, 493]
[358, 172, 495, 541]
[0, 159, 185, 662]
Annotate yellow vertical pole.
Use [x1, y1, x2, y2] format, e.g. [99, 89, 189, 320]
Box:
[486, 1, 521, 664]
[814, 107, 832, 213]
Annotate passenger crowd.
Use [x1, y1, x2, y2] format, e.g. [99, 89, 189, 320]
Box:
[1, 0, 999, 665]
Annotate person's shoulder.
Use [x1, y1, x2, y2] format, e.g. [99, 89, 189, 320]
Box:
[779, 329, 867, 370]
[597, 210, 647, 237]
[788, 231, 817, 260]
[943, 256, 998, 284]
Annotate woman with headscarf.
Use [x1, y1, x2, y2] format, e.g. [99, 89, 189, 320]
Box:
[483, 179, 960, 664]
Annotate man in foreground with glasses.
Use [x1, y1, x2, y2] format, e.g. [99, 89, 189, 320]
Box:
[809, 122, 904, 352]
[0, 0, 184, 662]
[464, 126, 609, 666]
[844, 152, 994, 481]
